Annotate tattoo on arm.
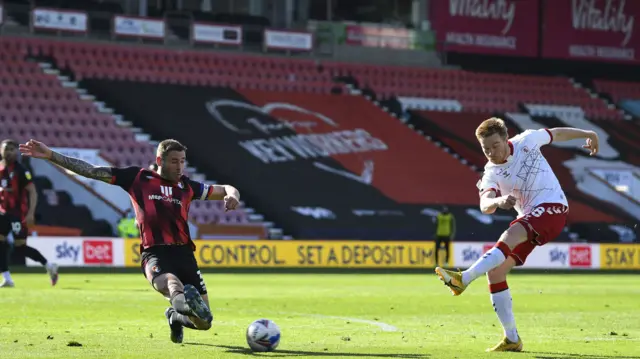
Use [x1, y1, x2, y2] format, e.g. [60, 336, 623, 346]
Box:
[50, 151, 112, 182]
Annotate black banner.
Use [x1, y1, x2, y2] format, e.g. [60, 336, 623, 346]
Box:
[85, 80, 545, 241]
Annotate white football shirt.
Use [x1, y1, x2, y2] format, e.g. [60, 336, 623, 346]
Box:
[477, 129, 568, 218]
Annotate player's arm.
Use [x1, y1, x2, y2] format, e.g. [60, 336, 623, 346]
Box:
[479, 190, 516, 214]
[49, 151, 114, 183]
[49, 152, 140, 190]
[206, 185, 240, 201]
[478, 172, 503, 215]
[527, 128, 599, 155]
[20, 168, 37, 224]
[189, 180, 240, 211]
[548, 127, 599, 155]
[20, 139, 112, 182]
[25, 183, 37, 222]
[480, 190, 499, 215]
[548, 127, 594, 142]
[19, 139, 138, 190]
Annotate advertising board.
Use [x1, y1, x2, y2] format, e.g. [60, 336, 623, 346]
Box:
[431, 0, 540, 56]
[26, 237, 124, 267]
[125, 239, 436, 268]
[541, 0, 640, 63]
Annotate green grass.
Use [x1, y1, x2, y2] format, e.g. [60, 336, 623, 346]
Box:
[0, 273, 638, 359]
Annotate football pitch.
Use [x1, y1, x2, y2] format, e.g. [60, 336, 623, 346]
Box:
[1, 273, 638, 359]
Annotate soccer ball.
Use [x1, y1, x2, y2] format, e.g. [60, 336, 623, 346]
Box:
[246, 319, 281, 352]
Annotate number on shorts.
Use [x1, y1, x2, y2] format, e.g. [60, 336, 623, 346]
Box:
[526, 205, 565, 220]
[11, 222, 22, 235]
[530, 206, 546, 218]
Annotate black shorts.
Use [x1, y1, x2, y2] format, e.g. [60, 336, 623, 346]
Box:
[0, 213, 28, 240]
[140, 244, 207, 295]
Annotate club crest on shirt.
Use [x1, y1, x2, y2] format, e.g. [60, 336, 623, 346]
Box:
[497, 168, 510, 178]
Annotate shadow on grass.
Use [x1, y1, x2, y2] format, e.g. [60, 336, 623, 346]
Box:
[184, 343, 429, 358]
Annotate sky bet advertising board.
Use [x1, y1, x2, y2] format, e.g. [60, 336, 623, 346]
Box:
[23, 238, 640, 270]
[25, 237, 125, 267]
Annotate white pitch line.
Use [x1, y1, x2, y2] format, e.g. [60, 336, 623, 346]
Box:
[285, 312, 399, 332]
[213, 307, 400, 332]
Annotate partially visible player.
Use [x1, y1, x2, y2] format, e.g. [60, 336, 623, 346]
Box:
[20, 138, 240, 344]
[0, 139, 58, 288]
[434, 118, 599, 352]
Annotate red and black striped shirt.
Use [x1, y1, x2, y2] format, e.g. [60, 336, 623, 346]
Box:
[110, 167, 213, 251]
[0, 161, 33, 222]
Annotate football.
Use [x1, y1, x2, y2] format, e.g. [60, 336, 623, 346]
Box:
[246, 319, 281, 352]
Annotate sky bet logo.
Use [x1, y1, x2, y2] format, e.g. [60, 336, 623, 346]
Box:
[462, 247, 482, 262]
[56, 242, 81, 262]
[549, 247, 568, 265]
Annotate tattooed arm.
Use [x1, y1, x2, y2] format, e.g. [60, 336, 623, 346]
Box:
[50, 151, 113, 183]
[19, 139, 140, 190]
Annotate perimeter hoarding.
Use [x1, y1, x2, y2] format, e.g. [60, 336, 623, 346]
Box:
[22, 237, 637, 270]
[431, 0, 540, 57]
[24, 237, 124, 267]
[453, 242, 601, 269]
[541, 0, 640, 63]
[600, 244, 640, 269]
[124, 239, 436, 268]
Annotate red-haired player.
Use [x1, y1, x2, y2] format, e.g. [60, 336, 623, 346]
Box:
[435, 118, 599, 352]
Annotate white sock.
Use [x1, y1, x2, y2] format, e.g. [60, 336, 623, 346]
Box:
[462, 246, 507, 286]
[2, 271, 12, 282]
[491, 287, 518, 342]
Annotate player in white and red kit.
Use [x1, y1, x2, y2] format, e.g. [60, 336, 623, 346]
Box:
[434, 117, 600, 352]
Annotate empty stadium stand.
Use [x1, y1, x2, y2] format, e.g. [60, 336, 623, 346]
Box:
[26, 39, 338, 94]
[1, 34, 637, 242]
[0, 36, 270, 237]
[594, 79, 640, 104]
[325, 62, 624, 120]
[0, 37, 488, 239]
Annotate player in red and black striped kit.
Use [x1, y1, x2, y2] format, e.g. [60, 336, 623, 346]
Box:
[20, 138, 241, 344]
[0, 139, 58, 288]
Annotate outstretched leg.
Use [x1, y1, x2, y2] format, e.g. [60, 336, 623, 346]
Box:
[435, 222, 528, 296]
[150, 273, 211, 344]
[147, 271, 211, 328]
[462, 223, 527, 285]
[485, 257, 523, 352]
[142, 247, 212, 343]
